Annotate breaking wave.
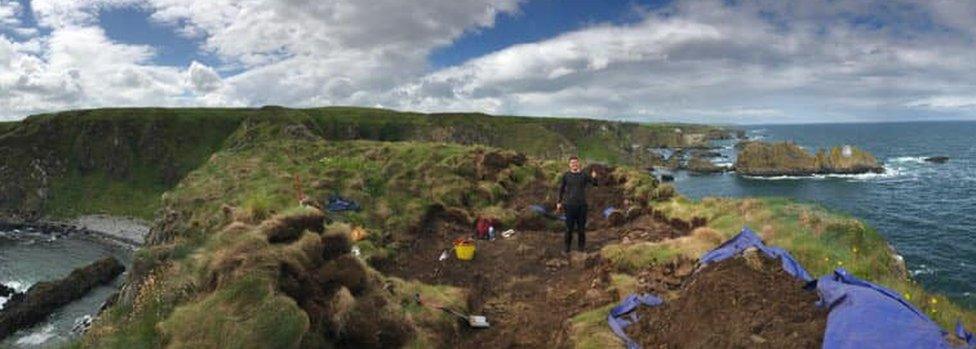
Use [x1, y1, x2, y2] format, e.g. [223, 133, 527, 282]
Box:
[15, 325, 56, 346]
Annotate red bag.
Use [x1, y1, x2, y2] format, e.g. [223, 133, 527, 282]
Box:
[475, 218, 493, 239]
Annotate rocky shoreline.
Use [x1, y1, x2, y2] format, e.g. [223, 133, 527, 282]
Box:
[0, 216, 146, 343]
[0, 257, 125, 340]
[0, 215, 149, 248]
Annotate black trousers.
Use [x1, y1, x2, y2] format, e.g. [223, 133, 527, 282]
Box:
[564, 204, 587, 252]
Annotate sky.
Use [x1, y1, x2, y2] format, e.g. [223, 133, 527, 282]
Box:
[2, 0, 976, 124]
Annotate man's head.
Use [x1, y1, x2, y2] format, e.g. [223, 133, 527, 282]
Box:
[568, 155, 581, 172]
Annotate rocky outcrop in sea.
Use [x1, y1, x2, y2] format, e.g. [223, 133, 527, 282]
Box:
[734, 141, 884, 176]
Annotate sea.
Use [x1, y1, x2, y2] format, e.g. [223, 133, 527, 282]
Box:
[0, 231, 130, 347]
[672, 120, 976, 309]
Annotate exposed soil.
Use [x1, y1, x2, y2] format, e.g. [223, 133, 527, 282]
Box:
[507, 164, 630, 232]
[375, 174, 684, 348]
[626, 253, 828, 349]
[371, 168, 818, 349]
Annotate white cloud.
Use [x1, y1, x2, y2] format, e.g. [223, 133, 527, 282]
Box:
[1, 0, 521, 119]
[143, 0, 521, 107]
[907, 96, 976, 110]
[390, 0, 976, 123]
[0, 25, 187, 116]
[3, 0, 976, 123]
[186, 61, 221, 93]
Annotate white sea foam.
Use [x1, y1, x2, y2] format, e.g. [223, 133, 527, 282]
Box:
[1, 280, 30, 311]
[741, 174, 809, 180]
[910, 264, 935, 277]
[739, 166, 903, 181]
[5, 280, 29, 293]
[889, 156, 927, 164]
[16, 325, 57, 346]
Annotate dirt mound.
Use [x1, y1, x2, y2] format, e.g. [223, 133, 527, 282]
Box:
[261, 208, 326, 243]
[256, 214, 414, 348]
[474, 149, 527, 180]
[626, 253, 827, 348]
[649, 207, 706, 235]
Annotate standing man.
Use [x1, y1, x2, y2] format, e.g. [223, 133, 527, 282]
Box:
[557, 156, 598, 254]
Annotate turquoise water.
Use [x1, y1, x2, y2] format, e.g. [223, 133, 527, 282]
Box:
[673, 121, 976, 308]
[0, 231, 130, 347]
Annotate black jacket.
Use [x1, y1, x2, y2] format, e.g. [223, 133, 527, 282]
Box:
[558, 171, 597, 206]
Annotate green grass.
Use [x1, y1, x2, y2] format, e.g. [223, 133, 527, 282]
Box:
[388, 277, 468, 348]
[0, 121, 17, 136]
[569, 304, 621, 349]
[650, 196, 976, 331]
[0, 107, 734, 347]
[602, 242, 681, 272]
[43, 170, 168, 219]
[2, 106, 728, 219]
[81, 136, 560, 347]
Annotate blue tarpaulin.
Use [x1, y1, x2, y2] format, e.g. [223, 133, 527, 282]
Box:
[699, 227, 814, 282]
[817, 268, 973, 349]
[326, 195, 360, 212]
[607, 226, 976, 348]
[957, 321, 975, 346]
[607, 293, 663, 349]
[529, 204, 565, 221]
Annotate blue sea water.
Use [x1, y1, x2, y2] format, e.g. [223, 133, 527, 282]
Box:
[0, 232, 130, 347]
[673, 121, 976, 308]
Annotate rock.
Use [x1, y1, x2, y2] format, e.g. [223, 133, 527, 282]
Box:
[0, 257, 124, 339]
[734, 141, 883, 176]
[686, 155, 727, 174]
[924, 156, 949, 164]
[818, 145, 885, 174]
[0, 284, 14, 298]
[689, 149, 724, 158]
[660, 174, 675, 182]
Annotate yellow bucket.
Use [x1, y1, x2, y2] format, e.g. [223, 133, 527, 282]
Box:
[454, 241, 476, 261]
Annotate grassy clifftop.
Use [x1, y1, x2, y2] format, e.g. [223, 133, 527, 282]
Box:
[0, 107, 723, 221]
[1, 110, 962, 348]
[79, 120, 662, 347]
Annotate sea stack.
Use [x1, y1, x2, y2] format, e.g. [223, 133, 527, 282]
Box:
[734, 141, 883, 177]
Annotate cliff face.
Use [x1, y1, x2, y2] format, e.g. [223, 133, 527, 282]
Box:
[0, 109, 245, 220]
[734, 141, 883, 176]
[0, 107, 728, 220]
